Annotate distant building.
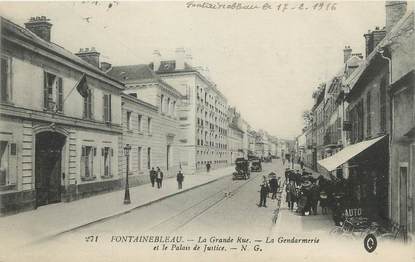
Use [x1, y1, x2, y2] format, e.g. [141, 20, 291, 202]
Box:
[227, 107, 244, 164]
[107, 64, 183, 184]
[150, 49, 229, 173]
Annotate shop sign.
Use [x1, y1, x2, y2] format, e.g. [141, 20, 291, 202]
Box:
[344, 207, 363, 217]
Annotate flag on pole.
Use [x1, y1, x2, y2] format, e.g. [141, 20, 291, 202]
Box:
[75, 74, 89, 98]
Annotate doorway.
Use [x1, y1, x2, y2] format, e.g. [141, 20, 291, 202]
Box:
[166, 145, 171, 171]
[399, 165, 408, 237]
[35, 131, 66, 207]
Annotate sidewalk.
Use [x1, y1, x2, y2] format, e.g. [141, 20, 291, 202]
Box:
[0, 166, 234, 250]
[272, 166, 334, 237]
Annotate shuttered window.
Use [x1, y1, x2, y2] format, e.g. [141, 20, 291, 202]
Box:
[102, 147, 112, 177]
[81, 145, 95, 179]
[43, 71, 63, 112]
[83, 89, 93, 119]
[1, 57, 11, 103]
[0, 141, 17, 186]
[103, 94, 112, 123]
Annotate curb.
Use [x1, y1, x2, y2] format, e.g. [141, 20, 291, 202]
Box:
[31, 172, 233, 245]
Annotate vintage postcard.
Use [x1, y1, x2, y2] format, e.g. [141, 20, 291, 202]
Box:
[0, 1, 414, 261]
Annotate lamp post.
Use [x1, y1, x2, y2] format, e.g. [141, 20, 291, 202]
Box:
[123, 144, 131, 204]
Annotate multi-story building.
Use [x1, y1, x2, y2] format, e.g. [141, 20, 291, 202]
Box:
[107, 64, 183, 184]
[150, 49, 229, 173]
[318, 2, 412, 224]
[0, 17, 124, 214]
[227, 107, 244, 164]
[312, 86, 326, 172]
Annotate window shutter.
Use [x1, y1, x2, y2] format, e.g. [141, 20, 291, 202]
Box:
[110, 148, 114, 157]
[108, 94, 112, 122]
[88, 89, 93, 118]
[101, 148, 105, 156]
[57, 77, 63, 112]
[8, 143, 17, 185]
[80, 146, 85, 177]
[83, 95, 88, 118]
[93, 147, 97, 156]
[103, 94, 108, 121]
[43, 72, 48, 108]
[1, 58, 9, 102]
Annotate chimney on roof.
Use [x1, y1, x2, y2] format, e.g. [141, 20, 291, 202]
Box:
[24, 16, 52, 42]
[75, 47, 100, 68]
[100, 62, 112, 72]
[363, 27, 386, 57]
[185, 51, 193, 68]
[152, 50, 161, 72]
[343, 46, 352, 63]
[175, 47, 185, 70]
[386, 1, 407, 33]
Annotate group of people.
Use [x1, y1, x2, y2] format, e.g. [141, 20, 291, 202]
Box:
[258, 173, 281, 208]
[149, 167, 185, 190]
[284, 168, 331, 216]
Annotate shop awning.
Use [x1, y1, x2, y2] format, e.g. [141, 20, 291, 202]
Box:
[317, 136, 386, 172]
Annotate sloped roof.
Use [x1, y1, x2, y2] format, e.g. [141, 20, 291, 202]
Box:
[1, 16, 124, 89]
[107, 64, 184, 97]
[107, 64, 158, 82]
[152, 60, 194, 73]
[345, 11, 414, 93]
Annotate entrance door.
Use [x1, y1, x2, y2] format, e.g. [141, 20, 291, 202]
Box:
[399, 165, 408, 235]
[166, 145, 171, 171]
[35, 132, 66, 207]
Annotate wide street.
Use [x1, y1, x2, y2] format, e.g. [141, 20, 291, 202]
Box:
[50, 160, 283, 239]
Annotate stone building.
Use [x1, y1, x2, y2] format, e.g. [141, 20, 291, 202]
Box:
[0, 17, 124, 214]
[107, 64, 183, 183]
[227, 107, 244, 164]
[150, 49, 229, 173]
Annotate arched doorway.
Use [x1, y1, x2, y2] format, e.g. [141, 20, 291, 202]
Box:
[35, 131, 66, 207]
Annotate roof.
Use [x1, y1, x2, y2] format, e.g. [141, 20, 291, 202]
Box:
[107, 64, 183, 98]
[152, 60, 194, 73]
[108, 64, 157, 82]
[345, 11, 414, 95]
[1, 16, 124, 89]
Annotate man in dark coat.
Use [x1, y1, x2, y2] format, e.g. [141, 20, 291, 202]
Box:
[258, 177, 269, 207]
[269, 175, 278, 199]
[177, 170, 184, 190]
[156, 167, 163, 189]
[149, 167, 156, 187]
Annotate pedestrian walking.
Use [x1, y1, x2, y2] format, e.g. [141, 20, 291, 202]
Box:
[176, 170, 184, 190]
[258, 176, 269, 207]
[269, 174, 278, 199]
[206, 162, 211, 172]
[310, 179, 320, 215]
[156, 167, 163, 189]
[149, 167, 156, 187]
[286, 180, 297, 211]
[300, 160, 304, 170]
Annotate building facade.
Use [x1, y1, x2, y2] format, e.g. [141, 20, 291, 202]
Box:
[107, 64, 183, 182]
[0, 17, 124, 214]
[152, 49, 229, 173]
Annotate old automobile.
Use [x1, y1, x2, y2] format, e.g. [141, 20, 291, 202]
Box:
[250, 158, 262, 172]
[233, 158, 250, 180]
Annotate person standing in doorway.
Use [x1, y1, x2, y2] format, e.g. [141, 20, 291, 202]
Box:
[177, 170, 184, 190]
[150, 167, 156, 187]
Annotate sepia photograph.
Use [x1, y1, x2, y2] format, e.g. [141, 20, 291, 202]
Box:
[0, 0, 414, 261]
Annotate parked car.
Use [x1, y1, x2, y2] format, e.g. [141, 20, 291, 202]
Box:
[233, 158, 250, 180]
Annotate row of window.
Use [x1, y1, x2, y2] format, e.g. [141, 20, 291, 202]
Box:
[80, 145, 114, 180]
[126, 111, 152, 134]
[0, 56, 114, 124]
[160, 94, 177, 116]
[125, 146, 152, 173]
[196, 160, 228, 168]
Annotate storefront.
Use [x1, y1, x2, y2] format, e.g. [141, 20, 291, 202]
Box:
[318, 135, 389, 222]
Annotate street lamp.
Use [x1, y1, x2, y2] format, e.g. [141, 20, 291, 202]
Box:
[123, 144, 132, 204]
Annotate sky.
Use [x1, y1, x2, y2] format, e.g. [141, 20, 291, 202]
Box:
[0, 1, 401, 139]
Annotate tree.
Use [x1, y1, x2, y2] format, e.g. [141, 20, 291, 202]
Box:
[302, 110, 313, 128]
